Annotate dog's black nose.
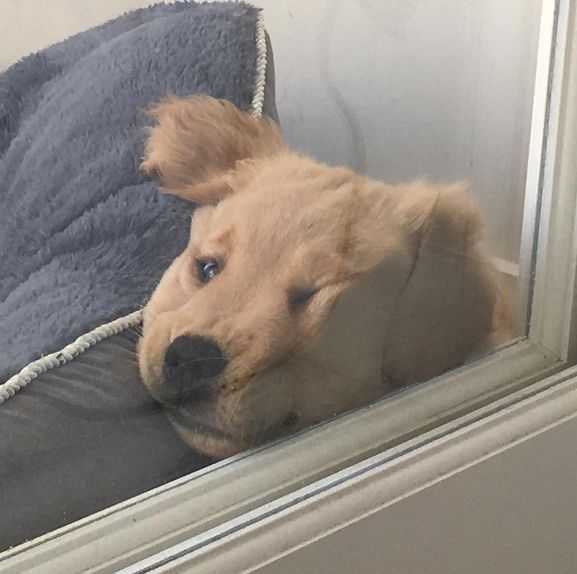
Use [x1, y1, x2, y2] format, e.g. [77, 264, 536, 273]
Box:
[163, 335, 227, 401]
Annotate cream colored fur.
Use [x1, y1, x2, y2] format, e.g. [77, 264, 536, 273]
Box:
[138, 96, 510, 459]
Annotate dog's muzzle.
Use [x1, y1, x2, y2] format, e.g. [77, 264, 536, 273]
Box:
[162, 335, 227, 404]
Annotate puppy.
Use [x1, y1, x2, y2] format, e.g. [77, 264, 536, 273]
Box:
[138, 95, 509, 459]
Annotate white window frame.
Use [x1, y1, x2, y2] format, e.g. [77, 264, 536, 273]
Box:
[1, 0, 576, 572]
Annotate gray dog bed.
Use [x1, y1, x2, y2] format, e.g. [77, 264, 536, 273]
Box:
[0, 1, 278, 551]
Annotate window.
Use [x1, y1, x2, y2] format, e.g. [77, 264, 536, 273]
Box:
[1, 0, 576, 572]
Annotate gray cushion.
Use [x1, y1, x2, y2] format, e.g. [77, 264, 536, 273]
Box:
[0, 1, 278, 551]
[0, 328, 212, 550]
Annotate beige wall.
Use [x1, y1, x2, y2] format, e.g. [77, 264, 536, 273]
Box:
[1, 0, 543, 263]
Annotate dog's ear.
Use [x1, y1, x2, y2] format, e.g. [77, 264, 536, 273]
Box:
[140, 95, 285, 204]
[352, 181, 499, 385]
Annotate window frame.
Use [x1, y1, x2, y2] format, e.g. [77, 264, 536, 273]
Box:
[1, 0, 576, 572]
[124, 363, 577, 574]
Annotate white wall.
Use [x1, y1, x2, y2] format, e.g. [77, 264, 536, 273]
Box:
[255, 0, 542, 263]
[0, 0, 543, 262]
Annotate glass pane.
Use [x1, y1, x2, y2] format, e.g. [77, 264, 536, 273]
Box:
[0, 0, 549, 556]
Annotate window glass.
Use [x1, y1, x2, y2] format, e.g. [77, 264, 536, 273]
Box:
[0, 0, 546, 554]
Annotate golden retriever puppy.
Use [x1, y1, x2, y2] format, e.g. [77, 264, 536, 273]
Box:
[138, 95, 508, 459]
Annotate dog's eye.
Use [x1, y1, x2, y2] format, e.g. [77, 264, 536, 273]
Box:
[196, 258, 220, 284]
[287, 287, 318, 312]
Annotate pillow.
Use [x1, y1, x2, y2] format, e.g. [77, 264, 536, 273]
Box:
[0, 1, 278, 551]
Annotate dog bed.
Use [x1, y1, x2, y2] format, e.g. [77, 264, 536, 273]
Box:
[0, 1, 278, 551]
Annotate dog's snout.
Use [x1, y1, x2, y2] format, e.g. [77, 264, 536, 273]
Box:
[163, 335, 227, 401]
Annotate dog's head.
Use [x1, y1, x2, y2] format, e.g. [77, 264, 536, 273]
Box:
[138, 96, 502, 459]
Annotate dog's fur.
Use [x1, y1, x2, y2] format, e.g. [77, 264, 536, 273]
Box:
[138, 96, 510, 459]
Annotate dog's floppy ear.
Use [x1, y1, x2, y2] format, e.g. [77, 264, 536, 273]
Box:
[141, 95, 285, 204]
[374, 182, 498, 384]
[344, 180, 499, 384]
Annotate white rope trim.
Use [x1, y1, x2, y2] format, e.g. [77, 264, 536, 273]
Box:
[0, 310, 142, 405]
[250, 10, 267, 118]
[1, 11, 269, 405]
